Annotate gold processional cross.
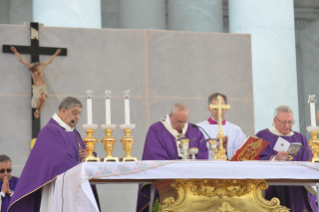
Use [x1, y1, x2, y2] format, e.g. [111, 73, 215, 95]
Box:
[208, 95, 231, 160]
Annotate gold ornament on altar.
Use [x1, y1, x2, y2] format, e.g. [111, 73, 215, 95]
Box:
[82, 126, 100, 162]
[208, 95, 230, 160]
[306, 94, 319, 162]
[101, 124, 119, 162]
[308, 131, 319, 162]
[120, 126, 137, 162]
[155, 179, 290, 212]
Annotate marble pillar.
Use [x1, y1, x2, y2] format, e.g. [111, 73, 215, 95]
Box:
[118, 0, 166, 30]
[229, 0, 299, 132]
[167, 0, 223, 32]
[33, 0, 101, 28]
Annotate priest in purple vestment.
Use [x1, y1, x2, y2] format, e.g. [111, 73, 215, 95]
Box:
[0, 155, 19, 212]
[136, 103, 208, 212]
[257, 105, 317, 212]
[8, 97, 100, 212]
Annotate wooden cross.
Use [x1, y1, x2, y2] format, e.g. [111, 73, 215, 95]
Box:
[2, 22, 67, 139]
[208, 95, 231, 135]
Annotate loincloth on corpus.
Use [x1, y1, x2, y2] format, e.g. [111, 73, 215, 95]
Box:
[32, 83, 48, 108]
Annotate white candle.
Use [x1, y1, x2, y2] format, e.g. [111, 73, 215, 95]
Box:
[105, 97, 111, 124]
[86, 91, 93, 124]
[124, 91, 130, 125]
[310, 102, 316, 127]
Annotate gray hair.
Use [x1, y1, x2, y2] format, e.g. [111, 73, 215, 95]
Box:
[274, 105, 293, 118]
[0, 155, 11, 163]
[59, 97, 83, 111]
[208, 93, 227, 105]
[170, 103, 189, 115]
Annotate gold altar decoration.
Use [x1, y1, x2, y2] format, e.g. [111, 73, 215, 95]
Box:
[180, 138, 190, 159]
[154, 179, 290, 212]
[83, 129, 100, 162]
[121, 128, 137, 162]
[308, 131, 319, 162]
[101, 128, 119, 162]
[209, 95, 231, 160]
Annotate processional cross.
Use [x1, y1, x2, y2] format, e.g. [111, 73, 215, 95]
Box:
[2, 22, 67, 140]
[208, 95, 231, 160]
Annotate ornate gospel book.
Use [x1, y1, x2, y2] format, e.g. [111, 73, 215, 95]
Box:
[230, 136, 269, 161]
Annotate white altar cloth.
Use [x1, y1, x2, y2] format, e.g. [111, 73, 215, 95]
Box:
[53, 160, 319, 212]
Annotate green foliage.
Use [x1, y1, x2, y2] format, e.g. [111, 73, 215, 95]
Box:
[151, 198, 161, 212]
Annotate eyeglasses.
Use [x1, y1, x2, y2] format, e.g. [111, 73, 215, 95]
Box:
[276, 117, 295, 125]
[0, 168, 12, 173]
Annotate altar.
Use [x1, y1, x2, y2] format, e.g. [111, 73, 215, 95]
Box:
[52, 160, 319, 212]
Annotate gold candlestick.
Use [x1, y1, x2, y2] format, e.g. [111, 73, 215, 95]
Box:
[101, 126, 119, 162]
[121, 127, 137, 162]
[82, 125, 100, 162]
[308, 130, 319, 162]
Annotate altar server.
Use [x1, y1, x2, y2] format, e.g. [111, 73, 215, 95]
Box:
[136, 103, 208, 212]
[257, 105, 317, 212]
[197, 93, 246, 159]
[8, 97, 100, 212]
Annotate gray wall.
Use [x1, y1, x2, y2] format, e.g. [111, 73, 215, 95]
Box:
[0, 25, 253, 211]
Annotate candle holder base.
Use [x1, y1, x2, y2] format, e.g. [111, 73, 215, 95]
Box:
[214, 134, 227, 161]
[123, 156, 138, 162]
[84, 156, 101, 162]
[103, 156, 119, 162]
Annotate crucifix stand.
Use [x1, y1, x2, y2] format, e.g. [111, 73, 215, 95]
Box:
[208, 95, 231, 160]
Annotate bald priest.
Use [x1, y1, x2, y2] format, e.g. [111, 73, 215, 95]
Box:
[136, 103, 208, 212]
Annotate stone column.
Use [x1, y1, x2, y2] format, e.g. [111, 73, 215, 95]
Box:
[118, 0, 166, 30]
[33, 0, 101, 28]
[229, 0, 299, 132]
[167, 0, 223, 32]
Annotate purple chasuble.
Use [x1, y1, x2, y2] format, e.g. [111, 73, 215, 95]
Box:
[0, 176, 19, 212]
[136, 121, 208, 212]
[8, 118, 100, 212]
[257, 129, 317, 212]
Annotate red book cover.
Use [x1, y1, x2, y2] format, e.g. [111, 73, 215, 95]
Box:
[230, 136, 269, 161]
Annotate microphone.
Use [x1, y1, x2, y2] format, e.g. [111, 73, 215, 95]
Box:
[192, 124, 212, 139]
[289, 128, 310, 160]
[71, 120, 81, 164]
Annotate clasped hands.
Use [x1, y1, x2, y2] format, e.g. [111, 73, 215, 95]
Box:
[1, 176, 11, 196]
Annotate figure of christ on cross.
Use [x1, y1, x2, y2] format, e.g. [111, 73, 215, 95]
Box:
[10, 46, 61, 119]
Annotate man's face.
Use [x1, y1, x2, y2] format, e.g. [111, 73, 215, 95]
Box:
[273, 111, 294, 135]
[59, 106, 82, 127]
[0, 161, 12, 181]
[169, 109, 189, 132]
[208, 98, 227, 120]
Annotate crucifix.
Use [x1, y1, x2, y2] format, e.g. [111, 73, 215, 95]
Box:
[208, 95, 231, 160]
[2, 22, 67, 140]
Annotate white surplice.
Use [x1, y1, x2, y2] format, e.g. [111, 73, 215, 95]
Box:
[197, 117, 246, 159]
